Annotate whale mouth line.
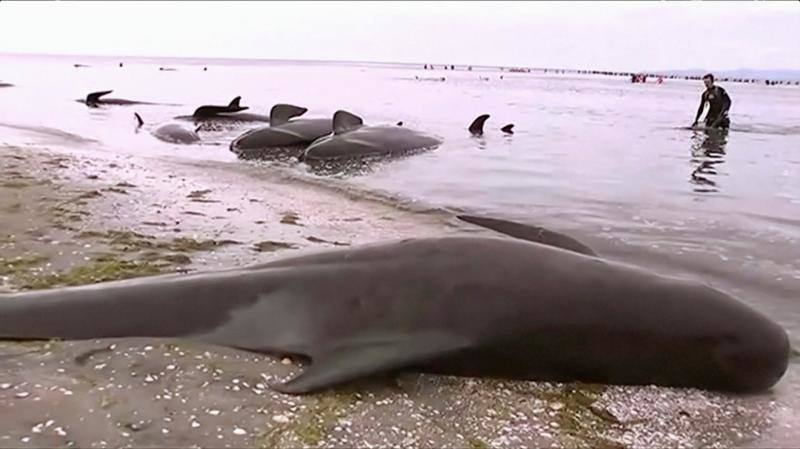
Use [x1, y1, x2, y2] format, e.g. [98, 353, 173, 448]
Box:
[300, 144, 442, 171]
[231, 145, 308, 161]
[304, 141, 442, 162]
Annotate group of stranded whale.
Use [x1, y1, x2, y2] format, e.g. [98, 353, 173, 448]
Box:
[0, 88, 790, 396]
[78, 90, 514, 166]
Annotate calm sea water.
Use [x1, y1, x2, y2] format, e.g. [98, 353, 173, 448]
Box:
[1, 54, 799, 436]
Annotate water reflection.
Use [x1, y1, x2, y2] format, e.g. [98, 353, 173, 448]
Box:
[472, 136, 488, 151]
[689, 129, 728, 193]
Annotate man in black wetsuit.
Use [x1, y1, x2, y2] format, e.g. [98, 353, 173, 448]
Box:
[692, 73, 732, 129]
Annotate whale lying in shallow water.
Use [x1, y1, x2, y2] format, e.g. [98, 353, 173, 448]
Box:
[0, 226, 789, 395]
[299, 110, 442, 163]
[76, 90, 167, 108]
[229, 104, 333, 160]
[174, 96, 271, 124]
[134, 113, 200, 144]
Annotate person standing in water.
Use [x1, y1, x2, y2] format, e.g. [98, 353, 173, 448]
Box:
[692, 73, 732, 129]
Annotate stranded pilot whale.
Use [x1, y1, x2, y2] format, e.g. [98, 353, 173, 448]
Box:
[0, 232, 789, 395]
[76, 90, 168, 108]
[134, 112, 200, 144]
[175, 96, 271, 123]
[229, 104, 334, 160]
[299, 110, 442, 163]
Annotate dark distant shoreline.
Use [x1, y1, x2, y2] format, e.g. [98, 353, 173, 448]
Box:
[1, 51, 798, 84]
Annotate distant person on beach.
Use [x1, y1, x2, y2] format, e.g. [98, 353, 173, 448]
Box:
[692, 73, 731, 130]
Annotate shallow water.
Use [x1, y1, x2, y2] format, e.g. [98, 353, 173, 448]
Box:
[1, 53, 799, 444]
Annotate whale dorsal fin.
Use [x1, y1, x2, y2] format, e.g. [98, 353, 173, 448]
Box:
[457, 215, 597, 257]
[222, 96, 248, 113]
[333, 110, 364, 135]
[270, 104, 308, 126]
[469, 114, 490, 136]
[134, 112, 144, 128]
[86, 90, 113, 104]
[501, 124, 514, 134]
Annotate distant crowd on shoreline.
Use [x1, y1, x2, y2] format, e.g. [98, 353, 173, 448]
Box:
[63, 59, 799, 87]
[420, 63, 798, 86]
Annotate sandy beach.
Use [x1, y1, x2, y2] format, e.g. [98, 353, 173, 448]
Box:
[0, 144, 794, 448]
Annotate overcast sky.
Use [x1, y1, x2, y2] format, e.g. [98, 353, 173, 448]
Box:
[0, 1, 797, 71]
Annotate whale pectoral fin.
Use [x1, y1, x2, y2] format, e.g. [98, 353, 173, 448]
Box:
[333, 110, 364, 135]
[270, 104, 308, 126]
[271, 332, 469, 395]
[86, 90, 113, 104]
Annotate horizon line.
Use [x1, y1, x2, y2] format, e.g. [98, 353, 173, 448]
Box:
[1, 50, 798, 80]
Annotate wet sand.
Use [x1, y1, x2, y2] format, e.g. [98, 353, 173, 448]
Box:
[0, 145, 792, 448]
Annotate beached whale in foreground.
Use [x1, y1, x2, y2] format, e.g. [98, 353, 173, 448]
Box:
[0, 225, 788, 395]
[229, 104, 333, 160]
[174, 96, 270, 123]
[134, 112, 200, 144]
[299, 110, 442, 163]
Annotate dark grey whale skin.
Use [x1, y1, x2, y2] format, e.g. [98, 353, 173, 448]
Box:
[299, 110, 442, 163]
[0, 236, 789, 395]
[229, 119, 333, 160]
